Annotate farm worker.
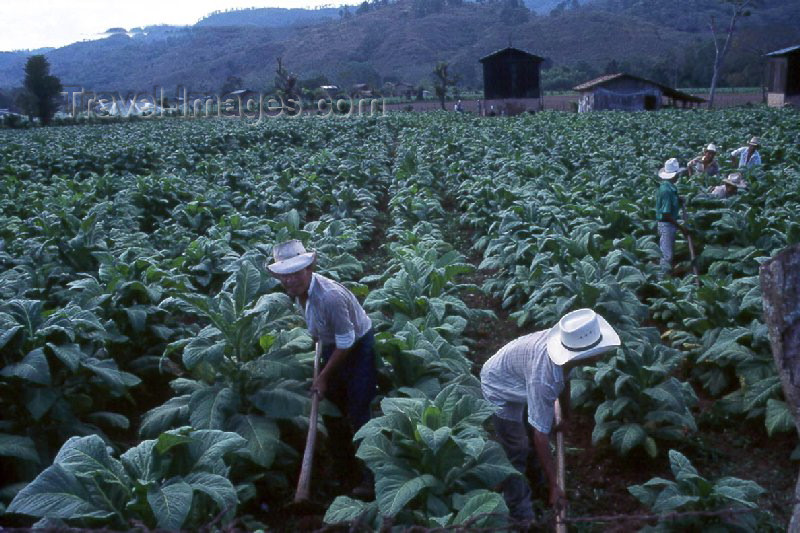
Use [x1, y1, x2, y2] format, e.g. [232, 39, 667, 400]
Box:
[709, 172, 748, 199]
[730, 136, 762, 169]
[268, 239, 376, 499]
[480, 309, 621, 522]
[655, 157, 688, 278]
[687, 143, 719, 177]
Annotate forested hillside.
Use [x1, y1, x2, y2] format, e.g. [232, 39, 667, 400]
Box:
[0, 0, 797, 95]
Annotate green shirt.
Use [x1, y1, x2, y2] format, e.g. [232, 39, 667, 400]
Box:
[655, 181, 680, 222]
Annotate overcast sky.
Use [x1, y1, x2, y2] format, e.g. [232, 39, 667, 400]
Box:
[0, 1, 344, 52]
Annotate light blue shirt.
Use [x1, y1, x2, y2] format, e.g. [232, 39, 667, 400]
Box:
[480, 331, 564, 434]
[731, 146, 761, 169]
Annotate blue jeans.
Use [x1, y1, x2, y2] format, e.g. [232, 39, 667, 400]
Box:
[658, 221, 677, 277]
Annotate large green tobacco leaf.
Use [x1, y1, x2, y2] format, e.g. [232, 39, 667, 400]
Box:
[183, 472, 237, 520]
[2, 348, 51, 385]
[53, 435, 131, 490]
[0, 433, 40, 463]
[188, 386, 235, 430]
[324, 495, 375, 525]
[7, 464, 113, 519]
[451, 490, 508, 528]
[229, 414, 280, 467]
[374, 464, 439, 516]
[147, 479, 193, 530]
[765, 399, 794, 436]
[120, 439, 158, 482]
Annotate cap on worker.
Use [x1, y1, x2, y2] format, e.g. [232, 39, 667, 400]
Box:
[546, 309, 621, 366]
[706, 143, 717, 152]
[267, 239, 316, 275]
[748, 136, 760, 146]
[658, 158, 685, 180]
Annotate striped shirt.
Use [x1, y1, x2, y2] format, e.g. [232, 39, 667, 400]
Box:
[480, 331, 564, 434]
[302, 273, 372, 349]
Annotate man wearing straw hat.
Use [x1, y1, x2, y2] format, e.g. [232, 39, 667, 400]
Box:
[655, 157, 688, 278]
[709, 172, 748, 199]
[730, 136, 762, 169]
[480, 309, 622, 522]
[268, 239, 376, 498]
[687, 143, 720, 177]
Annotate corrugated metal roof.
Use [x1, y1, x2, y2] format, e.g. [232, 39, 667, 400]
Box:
[479, 47, 544, 63]
[573, 73, 705, 103]
[573, 73, 628, 91]
[766, 44, 800, 57]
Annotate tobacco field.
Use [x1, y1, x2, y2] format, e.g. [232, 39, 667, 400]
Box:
[0, 107, 798, 531]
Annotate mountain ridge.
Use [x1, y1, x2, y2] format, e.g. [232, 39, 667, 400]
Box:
[0, 0, 797, 95]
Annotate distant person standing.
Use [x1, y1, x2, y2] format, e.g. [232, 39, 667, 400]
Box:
[655, 158, 688, 278]
[687, 143, 720, 177]
[730, 136, 762, 169]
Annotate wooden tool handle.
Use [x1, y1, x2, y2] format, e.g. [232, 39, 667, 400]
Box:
[554, 399, 567, 533]
[294, 342, 321, 502]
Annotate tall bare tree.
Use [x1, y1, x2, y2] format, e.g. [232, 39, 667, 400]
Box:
[707, 0, 757, 108]
[433, 62, 458, 111]
[275, 57, 298, 103]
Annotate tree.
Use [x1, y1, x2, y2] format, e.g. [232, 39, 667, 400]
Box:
[22, 55, 62, 125]
[759, 245, 800, 532]
[221, 75, 243, 94]
[274, 57, 299, 102]
[432, 62, 458, 110]
[707, 0, 757, 108]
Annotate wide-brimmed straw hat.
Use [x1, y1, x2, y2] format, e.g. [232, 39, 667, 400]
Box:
[723, 172, 748, 189]
[706, 143, 717, 152]
[267, 240, 316, 275]
[748, 136, 760, 146]
[546, 309, 621, 366]
[658, 158, 685, 180]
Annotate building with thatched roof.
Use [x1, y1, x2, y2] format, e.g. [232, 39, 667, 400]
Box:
[573, 73, 704, 112]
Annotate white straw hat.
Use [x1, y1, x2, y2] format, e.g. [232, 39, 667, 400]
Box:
[723, 172, 748, 189]
[748, 136, 760, 146]
[267, 240, 316, 275]
[658, 158, 685, 180]
[706, 143, 717, 152]
[546, 309, 621, 366]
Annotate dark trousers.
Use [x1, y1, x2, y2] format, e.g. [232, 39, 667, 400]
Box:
[320, 330, 377, 484]
[493, 414, 536, 521]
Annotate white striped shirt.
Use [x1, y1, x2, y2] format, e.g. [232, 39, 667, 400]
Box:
[480, 331, 564, 434]
[302, 273, 372, 349]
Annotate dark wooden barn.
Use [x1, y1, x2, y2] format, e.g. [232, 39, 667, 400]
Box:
[479, 47, 544, 115]
[573, 73, 704, 112]
[766, 45, 800, 108]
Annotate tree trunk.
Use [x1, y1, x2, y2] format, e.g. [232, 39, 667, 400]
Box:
[759, 244, 800, 532]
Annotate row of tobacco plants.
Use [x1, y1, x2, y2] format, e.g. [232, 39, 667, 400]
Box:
[1, 107, 798, 530]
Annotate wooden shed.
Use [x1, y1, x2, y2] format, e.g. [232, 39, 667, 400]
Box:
[479, 47, 544, 115]
[766, 45, 800, 108]
[573, 73, 704, 112]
